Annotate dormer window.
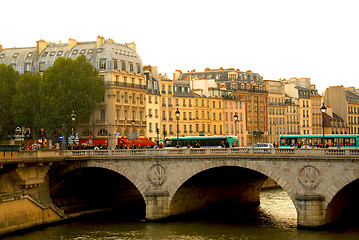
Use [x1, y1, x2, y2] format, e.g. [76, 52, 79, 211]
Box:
[80, 49, 86, 54]
[88, 49, 93, 54]
[42, 52, 48, 57]
[13, 53, 19, 58]
[57, 51, 63, 56]
[100, 58, 106, 70]
[50, 51, 56, 56]
[72, 50, 78, 55]
[27, 52, 33, 58]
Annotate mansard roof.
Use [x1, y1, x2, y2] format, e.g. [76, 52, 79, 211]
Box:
[0, 38, 143, 74]
[345, 90, 359, 103]
[178, 68, 264, 83]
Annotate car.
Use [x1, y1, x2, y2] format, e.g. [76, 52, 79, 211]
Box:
[250, 143, 274, 149]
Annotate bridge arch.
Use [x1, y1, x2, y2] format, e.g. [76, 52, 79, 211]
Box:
[324, 175, 359, 225]
[50, 160, 147, 215]
[53, 160, 147, 200]
[165, 159, 297, 217]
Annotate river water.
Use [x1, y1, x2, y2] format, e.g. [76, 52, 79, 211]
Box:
[3, 189, 359, 240]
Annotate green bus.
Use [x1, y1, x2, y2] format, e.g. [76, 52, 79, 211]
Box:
[164, 136, 239, 148]
[279, 134, 359, 148]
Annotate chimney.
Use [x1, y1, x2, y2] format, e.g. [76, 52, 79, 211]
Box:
[173, 69, 183, 80]
[68, 38, 77, 51]
[36, 39, 48, 54]
[97, 36, 105, 48]
[125, 42, 136, 52]
[0, 44, 2, 52]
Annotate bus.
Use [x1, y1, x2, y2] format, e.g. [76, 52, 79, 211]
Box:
[279, 134, 359, 148]
[164, 136, 239, 148]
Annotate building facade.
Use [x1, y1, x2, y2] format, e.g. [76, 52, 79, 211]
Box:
[323, 85, 359, 134]
[144, 65, 161, 143]
[179, 68, 268, 145]
[265, 80, 286, 145]
[0, 37, 146, 149]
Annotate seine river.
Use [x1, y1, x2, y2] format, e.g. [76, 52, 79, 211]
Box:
[3, 189, 359, 240]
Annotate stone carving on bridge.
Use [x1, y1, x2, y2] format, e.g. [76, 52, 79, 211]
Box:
[147, 162, 167, 186]
[298, 165, 321, 189]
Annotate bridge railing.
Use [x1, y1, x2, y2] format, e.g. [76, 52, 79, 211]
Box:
[62, 147, 359, 158]
[2, 147, 359, 161]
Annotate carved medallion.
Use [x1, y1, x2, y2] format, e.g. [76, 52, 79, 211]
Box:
[298, 165, 320, 189]
[147, 163, 166, 186]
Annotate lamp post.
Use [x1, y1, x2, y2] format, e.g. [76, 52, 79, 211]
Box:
[70, 110, 76, 149]
[131, 119, 135, 145]
[71, 110, 76, 136]
[175, 108, 180, 148]
[320, 103, 327, 147]
[233, 112, 239, 147]
[156, 128, 160, 147]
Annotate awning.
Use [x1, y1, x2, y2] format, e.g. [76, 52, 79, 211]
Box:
[135, 138, 156, 146]
[79, 138, 108, 146]
[118, 138, 155, 146]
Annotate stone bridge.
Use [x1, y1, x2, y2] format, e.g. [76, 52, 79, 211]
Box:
[0, 147, 359, 234]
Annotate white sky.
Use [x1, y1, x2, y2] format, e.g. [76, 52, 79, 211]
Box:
[2, 0, 358, 94]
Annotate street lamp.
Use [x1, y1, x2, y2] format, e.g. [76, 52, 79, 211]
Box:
[233, 112, 239, 147]
[175, 108, 180, 148]
[71, 110, 76, 136]
[320, 103, 327, 147]
[156, 128, 160, 147]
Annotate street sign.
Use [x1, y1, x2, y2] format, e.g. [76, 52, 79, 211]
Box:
[15, 127, 22, 135]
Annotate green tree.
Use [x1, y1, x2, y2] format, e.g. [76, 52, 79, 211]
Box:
[12, 72, 41, 140]
[0, 64, 19, 140]
[40, 55, 104, 134]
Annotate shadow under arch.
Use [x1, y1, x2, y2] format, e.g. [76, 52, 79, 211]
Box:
[325, 178, 359, 226]
[49, 166, 145, 219]
[168, 166, 272, 218]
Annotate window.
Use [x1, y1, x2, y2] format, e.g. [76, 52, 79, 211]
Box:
[100, 110, 106, 120]
[13, 53, 19, 58]
[50, 51, 56, 56]
[57, 51, 63, 56]
[100, 58, 106, 69]
[88, 49, 93, 54]
[121, 61, 126, 71]
[24, 63, 31, 73]
[137, 63, 141, 74]
[113, 59, 118, 69]
[80, 49, 86, 54]
[39, 62, 45, 72]
[132, 93, 136, 103]
[125, 92, 128, 102]
[129, 62, 133, 72]
[42, 52, 48, 57]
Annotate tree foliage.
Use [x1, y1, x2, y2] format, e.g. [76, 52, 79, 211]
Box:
[0, 64, 19, 137]
[40, 55, 104, 133]
[12, 72, 41, 138]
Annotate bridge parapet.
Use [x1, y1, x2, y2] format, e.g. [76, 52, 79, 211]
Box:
[63, 147, 359, 158]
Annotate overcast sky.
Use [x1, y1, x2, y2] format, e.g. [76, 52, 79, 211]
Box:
[2, 0, 358, 94]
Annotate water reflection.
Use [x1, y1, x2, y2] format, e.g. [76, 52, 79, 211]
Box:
[2, 189, 359, 240]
